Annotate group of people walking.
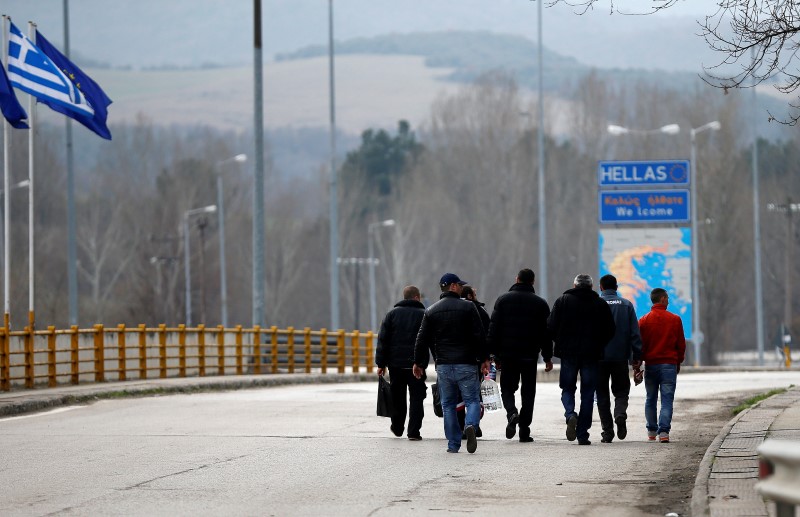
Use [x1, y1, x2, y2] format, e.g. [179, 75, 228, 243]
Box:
[375, 269, 686, 453]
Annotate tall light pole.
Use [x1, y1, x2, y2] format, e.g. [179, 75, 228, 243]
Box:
[607, 124, 681, 137]
[216, 153, 246, 327]
[767, 200, 799, 353]
[252, 0, 266, 328]
[328, 0, 340, 330]
[536, 0, 547, 301]
[752, 79, 765, 366]
[183, 205, 216, 327]
[368, 219, 395, 331]
[689, 121, 721, 366]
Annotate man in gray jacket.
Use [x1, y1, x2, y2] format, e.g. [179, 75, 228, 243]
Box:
[598, 274, 643, 443]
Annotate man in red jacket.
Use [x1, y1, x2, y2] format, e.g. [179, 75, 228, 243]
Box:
[638, 288, 686, 443]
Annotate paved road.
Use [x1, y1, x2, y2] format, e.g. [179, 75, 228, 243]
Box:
[0, 371, 797, 516]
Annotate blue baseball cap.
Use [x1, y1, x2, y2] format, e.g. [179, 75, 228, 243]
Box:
[439, 273, 467, 288]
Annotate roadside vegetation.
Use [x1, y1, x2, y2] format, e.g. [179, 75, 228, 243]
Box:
[732, 387, 793, 415]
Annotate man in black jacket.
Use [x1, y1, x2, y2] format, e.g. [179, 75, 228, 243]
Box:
[488, 268, 553, 443]
[413, 273, 490, 454]
[548, 274, 615, 445]
[376, 285, 427, 440]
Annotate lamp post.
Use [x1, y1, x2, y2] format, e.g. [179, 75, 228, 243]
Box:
[689, 121, 720, 366]
[767, 200, 800, 358]
[216, 153, 246, 327]
[328, 0, 340, 331]
[607, 124, 681, 136]
[536, 0, 547, 301]
[183, 205, 216, 327]
[368, 219, 396, 331]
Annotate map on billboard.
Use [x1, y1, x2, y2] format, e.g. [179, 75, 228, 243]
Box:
[599, 228, 692, 339]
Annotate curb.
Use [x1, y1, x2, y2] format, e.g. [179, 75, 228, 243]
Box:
[690, 403, 750, 517]
[0, 372, 374, 418]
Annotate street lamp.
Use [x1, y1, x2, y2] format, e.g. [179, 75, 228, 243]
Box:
[767, 200, 800, 360]
[368, 219, 396, 331]
[216, 153, 246, 328]
[689, 121, 721, 366]
[607, 123, 681, 136]
[183, 204, 216, 327]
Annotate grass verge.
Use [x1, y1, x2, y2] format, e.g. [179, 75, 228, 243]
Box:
[731, 387, 789, 415]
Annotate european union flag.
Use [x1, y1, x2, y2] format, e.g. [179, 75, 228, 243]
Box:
[0, 64, 28, 129]
[34, 29, 112, 140]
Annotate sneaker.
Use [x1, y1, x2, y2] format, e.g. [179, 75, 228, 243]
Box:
[506, 413, 519, 439]
[465, 425, 478, 454]
[615, 417, 627, 440]
[519, 435, 534, 443]
[408, 435, 422, 441]
[475, 427, 483, 438]
[647, 431, 657, 442]
[446, 448, 458, 453]
[659, 432, 670, 443]
[578, 439, 592, 445]
[566, 415, 578, 441]
[600, 431, 614, 443]
[390, 425, 403, 437]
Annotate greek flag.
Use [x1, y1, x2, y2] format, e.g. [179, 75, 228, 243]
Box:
[6, 21, 94, 118]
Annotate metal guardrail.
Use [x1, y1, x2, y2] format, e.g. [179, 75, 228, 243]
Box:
[755, 439, 800, 517]
[0, 324, 375, 391]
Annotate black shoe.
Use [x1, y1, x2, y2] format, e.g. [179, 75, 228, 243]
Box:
[475, 426, 483, 438]
[519, 435, 534, 443]
[615, 417, 627, 440]
[566, 415, 578, 442]
[506, 413, 519, 439]
[446, 448, 458, 453]
[390, 425, 403, 437]
[408, 435, 422, 441]
[465, 425, 478, 454]
[578, 439, 592, 445]
[601, 431, 614, 443]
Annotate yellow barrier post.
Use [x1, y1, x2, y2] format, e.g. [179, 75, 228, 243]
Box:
[47, 326, 56, 387]
[70, 325, 79, 385]
[235, 325, 243, 375]
[24, 326, 33, 388]
[351, 331, 360, 374]
[287, 326, 295, 374]
[320, 329, 328, 374]
[217, 325, 225, 376]
[270, 325, 278, 373]
[158, 324, 167, 378]
[337, 330, 346, 374]
[138, 324, 147, 380]
[118, 324, 127, 382]
[0, 322, 8, 391]
[198, 324, 206, 377]
[304, 327, 312, 374]
[178, 324, 187, 377]
[94, 324, 105, 383]
[365, 331, 374, 374]
[253, 325, 261, 374]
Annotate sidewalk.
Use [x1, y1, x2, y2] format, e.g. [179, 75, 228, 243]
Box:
[692, 385, 800, 517]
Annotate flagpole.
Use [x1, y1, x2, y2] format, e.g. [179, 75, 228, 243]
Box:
[27, 22, 35, 333]
[2, 16, 11, 332]
[63, 0, 78, 326]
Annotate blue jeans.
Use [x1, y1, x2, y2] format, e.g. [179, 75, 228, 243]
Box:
[559, 357, 598, 441]
[644, 364, 677, 434]
[436, 364, 481, 451]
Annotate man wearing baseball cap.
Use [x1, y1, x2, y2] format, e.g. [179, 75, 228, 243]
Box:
[413, 273, 490, 454]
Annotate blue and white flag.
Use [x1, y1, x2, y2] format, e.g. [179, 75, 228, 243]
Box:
[0, 61, 28, 129]
[35, 29, 112, 140]
[6, 21, 94, 119]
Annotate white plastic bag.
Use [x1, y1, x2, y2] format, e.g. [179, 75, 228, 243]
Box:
[480, 378, 503, 412]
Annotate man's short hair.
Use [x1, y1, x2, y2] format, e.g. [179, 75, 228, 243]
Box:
[599, 274, 618, 291]
[650, 288, 668, 304]
[573, 274, 593, 288]
[403, 285, 420, 300]
[517, 268, 535, 284]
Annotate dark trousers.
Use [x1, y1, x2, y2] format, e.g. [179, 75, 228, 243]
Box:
[500, 360, 538, 438]
[559, 357, 598, 442]
[388, 367, 427, 437]
[596, 360, 631, 435]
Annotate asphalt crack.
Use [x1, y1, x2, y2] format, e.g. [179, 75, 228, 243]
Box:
[121, 454, 250, 490]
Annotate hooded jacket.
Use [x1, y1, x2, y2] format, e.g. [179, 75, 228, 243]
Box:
[599, 289, 643, 363]
[413, 291, 488, 367]
[547, 287, 616, 361]
[488, 283, 553, 363]
[375, 299, 426, 369]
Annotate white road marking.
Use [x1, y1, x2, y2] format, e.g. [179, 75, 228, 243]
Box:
[0, 406, 83, 422]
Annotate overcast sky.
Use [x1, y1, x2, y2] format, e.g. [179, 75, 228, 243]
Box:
[4, 0, 723, 71]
